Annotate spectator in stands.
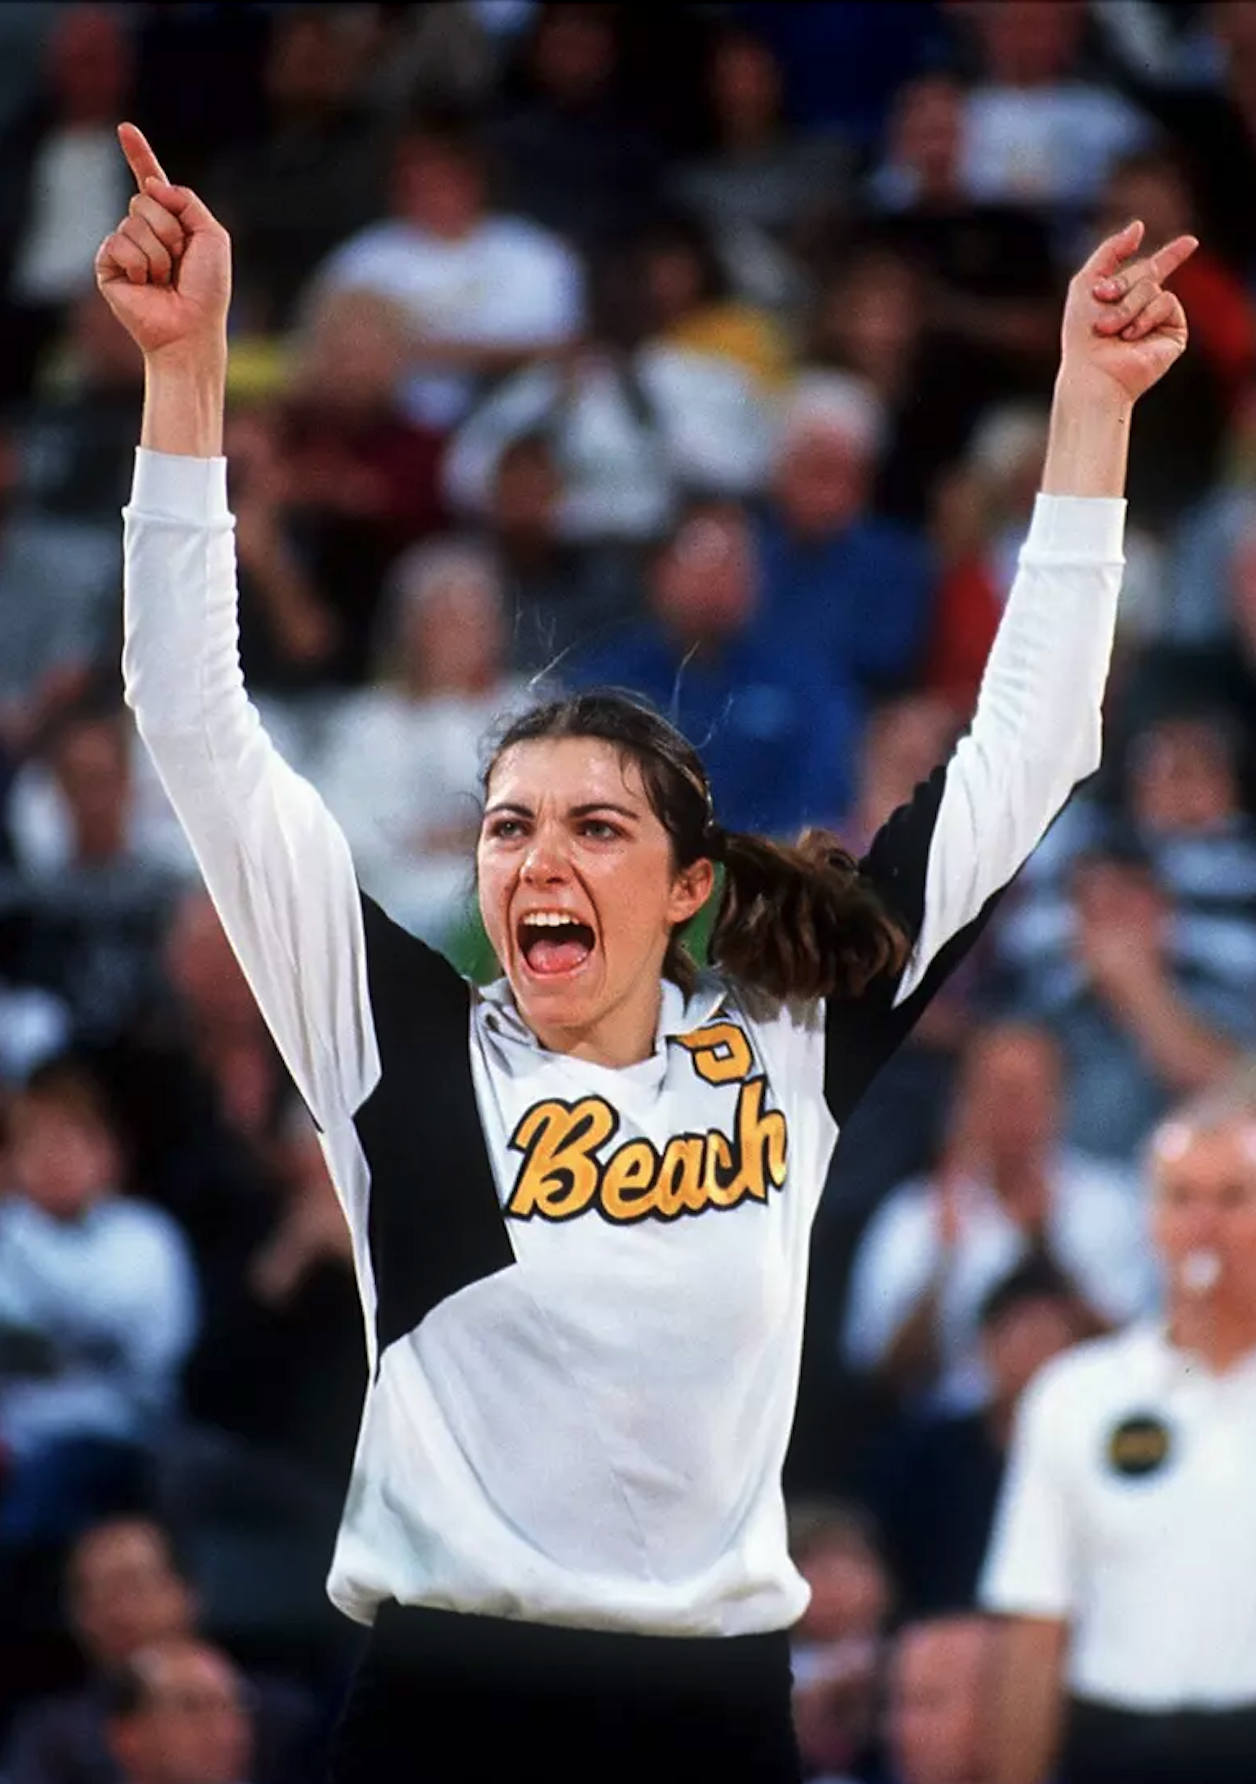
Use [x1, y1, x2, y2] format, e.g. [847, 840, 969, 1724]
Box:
[667, 21, 850, 320]
[0, 294, 143, 711]
[862, 73, 1059, 394]
[483, 432, 643, 674]
[441, 243, 774, 545]
[923, 403, 1052, 711]
[991, 715, 1256, 1161]
[953, 0, 1151, 215]
[982, 1079, 1256, 1784]
[147, 895, 290, 1171]
[219, 400, 344, 698]
[1, 1518, 321, 1784]
[881, 1614, 994, 1784]
[0, 5, 136, 407]
[1114, 0, 1256, 280]
[867, 1257, 1088, 1619]
[842, 1021, 1153, 1412]
[923, 396, 1165, 706]
[314, 539, 532, 945]
[634, 208, 791, 393]
[802, 240, 986, 526]
[835, 696, 963, 864]
[0, 1059, 197, 1552]
[84, 889, 289, 1323]
[487, 2, 661, 255]
[183, 1102, 366, 1492]
[356, 2, 504, 119]
[787, 1499, 892, 1784]
[103, 1640, 252, 1784]
[726, 1, 948, 150]
[566, 496, 858, 833]
[243, 288, 449, 690]
[1165, 395, 1256, 668]
[207, 6, 389, 334]
[750, 370, 933, 712]
[5, 665, 199, 885]
[310, 108, 584, 430]
[5, 697, 182, 1043]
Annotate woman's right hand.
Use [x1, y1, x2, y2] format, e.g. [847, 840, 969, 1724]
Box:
[95, 122, 231, 361]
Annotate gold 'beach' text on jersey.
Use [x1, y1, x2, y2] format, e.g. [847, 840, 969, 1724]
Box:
[505, 1022, 789, 1225]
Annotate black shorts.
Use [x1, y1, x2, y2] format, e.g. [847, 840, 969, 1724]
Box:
[328, 1600, 802, 1784]
[1061, 1696, 1256, 1784]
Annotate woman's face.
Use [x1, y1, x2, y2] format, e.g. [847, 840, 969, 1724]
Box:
[477, 738, 713, 1064]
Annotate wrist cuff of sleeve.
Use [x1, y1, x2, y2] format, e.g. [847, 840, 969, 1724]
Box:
[131, 448, 230, 523]
[1023, 493, 1126, 561]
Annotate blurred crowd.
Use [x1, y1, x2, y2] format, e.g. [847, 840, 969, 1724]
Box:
[3, 1, 1256, 1780]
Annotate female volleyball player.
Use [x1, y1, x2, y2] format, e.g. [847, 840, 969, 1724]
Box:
[99, 123, 1191, 1784]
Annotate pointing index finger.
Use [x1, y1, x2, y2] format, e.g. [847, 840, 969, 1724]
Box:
[117, 121, 169, 192]
[1150, 233, 1199, 284]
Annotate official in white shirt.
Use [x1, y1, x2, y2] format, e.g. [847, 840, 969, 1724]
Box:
[982, 1075, 1256, 1784]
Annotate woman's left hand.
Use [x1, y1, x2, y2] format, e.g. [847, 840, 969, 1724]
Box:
[1061, 219, 1196, 403]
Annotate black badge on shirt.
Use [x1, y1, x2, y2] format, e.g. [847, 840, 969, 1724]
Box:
[1107, 1413, 1173, 1478]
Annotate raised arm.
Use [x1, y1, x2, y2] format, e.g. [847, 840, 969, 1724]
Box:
[98, 125, 407, 1129]
[825, 222, 1194, 1123]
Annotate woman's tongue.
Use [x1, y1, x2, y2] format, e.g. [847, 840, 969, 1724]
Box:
[525, 926, 593, 975]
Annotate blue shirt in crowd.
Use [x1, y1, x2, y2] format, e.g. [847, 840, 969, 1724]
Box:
[565, 623, 858, 837]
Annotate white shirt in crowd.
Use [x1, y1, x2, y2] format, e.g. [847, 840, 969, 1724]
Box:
[960, 83, 1150, 208]
[0, 1193, 198, 1459]
[6, 697, 310, 883]
[981, 1323, 1256, 1710]
[442, 345, 776, 542]
[0, 982, 70, 1086]
[10, 126, 130, 305]
[315, 214, 584, 429]
[842, 1152, 1155, 1408]
[313, 681, 534, 946]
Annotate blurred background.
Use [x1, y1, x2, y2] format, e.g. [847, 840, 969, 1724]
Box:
[0, 2, 1255, 1780]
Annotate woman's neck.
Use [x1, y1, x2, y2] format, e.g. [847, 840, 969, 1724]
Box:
[526, 987, 664, 1070]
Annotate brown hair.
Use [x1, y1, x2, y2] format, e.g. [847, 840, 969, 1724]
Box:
[484, 690, 908, 1004]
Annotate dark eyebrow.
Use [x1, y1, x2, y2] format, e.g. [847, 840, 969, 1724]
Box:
[569, 802, 640, 822]
[482, 800, 641, 822]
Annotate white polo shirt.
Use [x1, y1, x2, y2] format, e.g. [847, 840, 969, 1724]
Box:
[981, 1323, 1256, 1710]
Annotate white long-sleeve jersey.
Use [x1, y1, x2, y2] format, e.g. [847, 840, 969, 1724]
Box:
[121, 450, 1124, 1637]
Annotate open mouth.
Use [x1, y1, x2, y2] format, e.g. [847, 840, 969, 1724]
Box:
[517, 912, 596, 977]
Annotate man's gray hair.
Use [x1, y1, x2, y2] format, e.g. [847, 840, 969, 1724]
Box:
[1149, 1060, 1256, 1168]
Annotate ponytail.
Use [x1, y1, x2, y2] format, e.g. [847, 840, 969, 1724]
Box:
[705, 828, 910, 1005]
